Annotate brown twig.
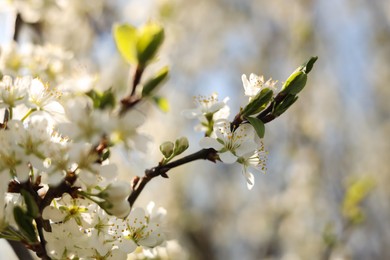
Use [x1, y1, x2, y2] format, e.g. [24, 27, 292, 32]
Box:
[128, 148, 218, 207]
[119, 65, 144, 115]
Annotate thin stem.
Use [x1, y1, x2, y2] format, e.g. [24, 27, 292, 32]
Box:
[9, 107, 13, 120]
[131, 65, 144, 96]
[119, 65, 145, 115]
[21, 108, 36, 122]
[128, 148, 218, 207]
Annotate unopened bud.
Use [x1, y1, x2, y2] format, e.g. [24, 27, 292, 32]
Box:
[99, 182, 131, 201]
[160, 141, 174, 158]
[174, 137, 189, 155]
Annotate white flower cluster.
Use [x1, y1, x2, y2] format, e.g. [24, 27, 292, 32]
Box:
[43, 196, 166, 259]
[0, 72, 170, 257]
[0, 43, 95, 92]
[184, 73, 273, 190]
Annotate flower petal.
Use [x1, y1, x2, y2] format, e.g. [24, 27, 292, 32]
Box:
[219, 151, 237, 164]
[199, 137, 224, 150]
[242, 168, 255, 190]
[236, 141, 257, 156]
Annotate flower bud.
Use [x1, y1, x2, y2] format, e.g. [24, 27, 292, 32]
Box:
[103, 200, 131, 219]
[160, 141, 175, 158]
[99, 182, 131, 201]
[174, 137, 189, 155]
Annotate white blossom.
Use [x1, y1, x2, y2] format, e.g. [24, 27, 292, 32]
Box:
[199, 122, 258, 164]
[183, 93, 230, 133]
[57, 98, 110, 144]
[0, 75, 29, 108]
[182, 93, 226, 118]
[242, 73, 277, 99]
[111, 110, 149, 152]
[26, 78, 65, 122]
[237, 143, 267, 190]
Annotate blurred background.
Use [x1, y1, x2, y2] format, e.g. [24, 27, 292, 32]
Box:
[1, 0, 389, 259]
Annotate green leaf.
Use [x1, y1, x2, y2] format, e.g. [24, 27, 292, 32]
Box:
[245, 116, 265, 138]
[301, 56, 318, 74]
[241, 88, 273, 116]
[20, 189, 39, 219]
[142, 66, 169, 96]
[273, 94, 299, 116]
[100, 89, 116, 109]
[86, 89, 100, 108]
[280, 56, 318, 95]
[113, 24, 138, 64]
[280, 70, 307, 95]
[102, 149, 110, 161]
[136, 22, 165, 65]
[153, 96, 169, 112]
[86, 89, 116, 109]
[13, 206, 37, 242]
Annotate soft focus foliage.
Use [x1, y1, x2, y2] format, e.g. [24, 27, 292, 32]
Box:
[0, 0, 389, 260]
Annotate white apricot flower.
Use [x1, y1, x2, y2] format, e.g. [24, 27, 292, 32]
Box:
[57, 98, 110, 144]
[113, 203, 166, 254]
[183, 93, 230, 133]
[99, 181, 131, 202]
[241, 73, 277, 99]
[0, 75, 30, 108]
[199, 122, 257, 164]
[237, 142, 267, 190]
[26, 78, 64, 120]
[182, 93, 227, 118]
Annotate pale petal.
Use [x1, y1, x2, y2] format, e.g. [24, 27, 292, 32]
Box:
[241, 74, 250, 91]
[219, 151, 237, 164]
[139, 235, 158, 247]
[199, 137, 224, 150]
[242, 168, 255, 190]
[15, 163, 30, 182]
[236, 141, 257, 156]
[209, 102, 225, 113]
[42, 206, 67, 221]
[237, 124, 255, 138]
[117, 238, 138, 253]
[181, 109, 201, 118]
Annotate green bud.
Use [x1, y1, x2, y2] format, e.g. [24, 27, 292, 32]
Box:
[174, 137, 189, 155]
[160, 141, 175, 158]
[142, 66, 169, 96]
[241, 88, 273, 116]
[136, 22, 165, 66]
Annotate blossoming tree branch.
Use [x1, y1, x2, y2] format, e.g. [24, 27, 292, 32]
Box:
[0, 21, 317, 259]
